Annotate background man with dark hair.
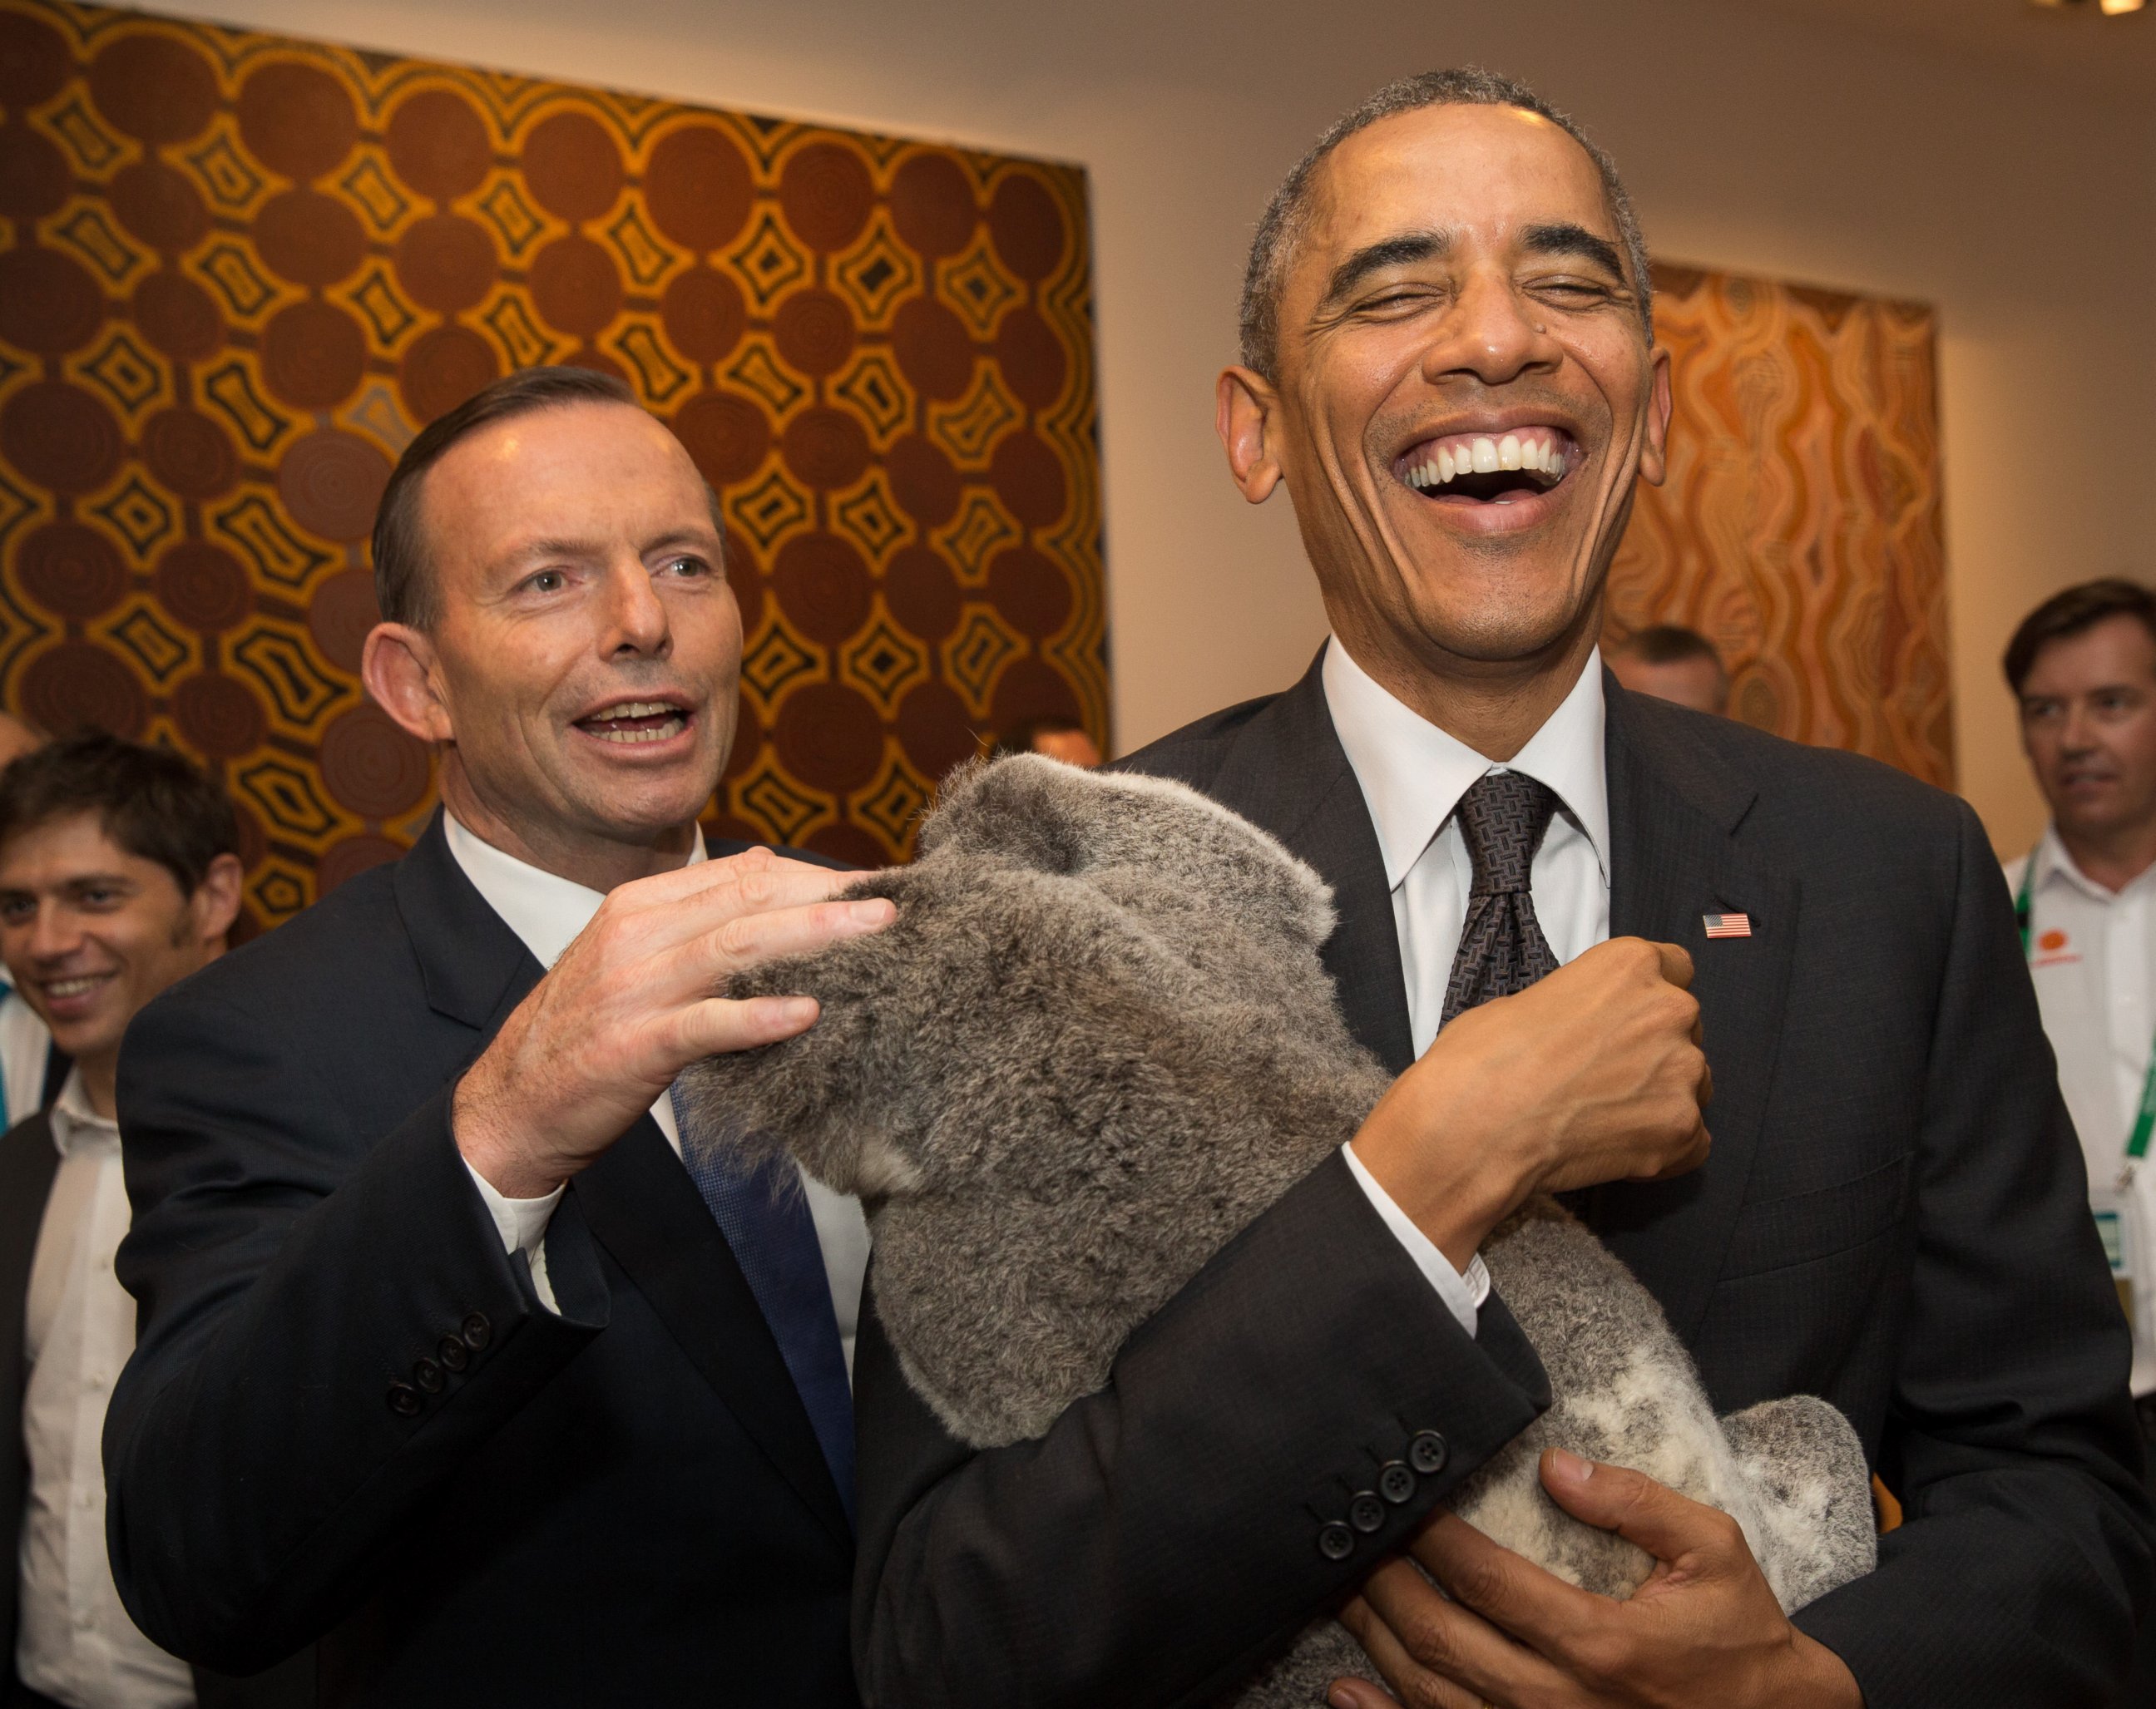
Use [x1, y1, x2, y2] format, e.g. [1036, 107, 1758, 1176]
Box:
[854, 68, 2150, 1709]
[0, 717, 62, 1132]
[1608, 622, 1730, 714]
[2004, 580, 2156, 1577]
[102, 368, 899, 1705]
[0, 733, 306, 1709]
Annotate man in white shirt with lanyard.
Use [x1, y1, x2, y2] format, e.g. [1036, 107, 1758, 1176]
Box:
[2005, 580, 2156, 1437]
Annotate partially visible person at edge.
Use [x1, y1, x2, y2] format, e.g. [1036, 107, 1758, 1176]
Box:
[849, 67, 2152, 1709]
[101, 367, 896, 1706]
[991, 715, 1105, 768]
[1608, 621, 1729, 715]
[2006, 575, 2156, 1695]
[0, 715, 61, 1129]
[0, 732, 309, 1709]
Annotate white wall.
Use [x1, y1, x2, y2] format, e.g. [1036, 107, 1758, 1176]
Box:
[137, 0, 2156, 852]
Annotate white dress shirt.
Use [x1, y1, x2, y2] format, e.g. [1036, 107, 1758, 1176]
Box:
[1322, 640, 1614, 1336]
[17, 1071, 195, 1708]
[444, 815, 872, 1372]
[2010, 830, 2156, 1395]
[0, 984, 52, 1129]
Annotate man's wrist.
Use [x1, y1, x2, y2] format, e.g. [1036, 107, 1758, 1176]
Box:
[1783, 1631, 1864, 1708]
[452, 1074, 566, 1200]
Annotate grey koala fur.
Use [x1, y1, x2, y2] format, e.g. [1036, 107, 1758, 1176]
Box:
[680, 754, 1877, 1702]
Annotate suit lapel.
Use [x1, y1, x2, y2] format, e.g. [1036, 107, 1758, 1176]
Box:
[392, 813, 543, 1035]
[573, 1125, 853, 1548]
[1199, 652, 1417, 1074]
[393, 813, 851, 1545]
[1593, 679, 1802, 1345]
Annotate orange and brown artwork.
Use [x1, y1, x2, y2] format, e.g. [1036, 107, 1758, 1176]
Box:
[0, 0, 1104, 934]
[1606, 264, 1952, 788]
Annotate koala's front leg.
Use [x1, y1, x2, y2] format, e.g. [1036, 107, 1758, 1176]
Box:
[1718, 1395, 1878, 1613]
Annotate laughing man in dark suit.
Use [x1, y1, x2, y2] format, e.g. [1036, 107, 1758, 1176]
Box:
[853, 71, 2153, 1708]
[103, 368, 900, 1706]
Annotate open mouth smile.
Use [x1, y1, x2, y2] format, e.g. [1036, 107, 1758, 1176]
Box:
[37, 971, 113, 1019]
[573, 699, 694, 745]
[1393, 427, 1576, 506]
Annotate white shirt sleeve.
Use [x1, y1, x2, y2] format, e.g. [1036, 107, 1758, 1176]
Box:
[464, 1159, 565, 1314]
[1340, 1142, 1489, 1337]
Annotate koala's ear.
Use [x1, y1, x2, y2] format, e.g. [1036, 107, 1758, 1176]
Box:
[918, 755, 1099, 874]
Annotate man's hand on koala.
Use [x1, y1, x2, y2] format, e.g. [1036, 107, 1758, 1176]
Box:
[455, 847, 894, 1198]
[1327, 1450, 1864, 1709]
[1351, 938, 1712, 1271]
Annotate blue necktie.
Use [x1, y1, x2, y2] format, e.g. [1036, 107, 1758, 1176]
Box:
[670, 1089, 855, 1524]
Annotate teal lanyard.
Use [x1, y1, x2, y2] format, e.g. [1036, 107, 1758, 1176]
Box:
[2020, 851, 2156, 1163]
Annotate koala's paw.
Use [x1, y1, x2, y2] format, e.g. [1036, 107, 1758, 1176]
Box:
[1721, 1393, 1877, 1613]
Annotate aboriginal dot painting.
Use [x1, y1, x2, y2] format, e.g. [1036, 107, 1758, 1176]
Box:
[0, 0, 1105, 936]
[1606, 264, 1951, 787]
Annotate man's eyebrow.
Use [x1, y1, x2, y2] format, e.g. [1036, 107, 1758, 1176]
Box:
[1319, 230, 1453, 308]
[1521, 222, 1628, 283]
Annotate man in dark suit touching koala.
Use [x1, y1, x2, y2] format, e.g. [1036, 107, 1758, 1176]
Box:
[104, 368, 898, 1705]
[853, 71, 2153, 1708]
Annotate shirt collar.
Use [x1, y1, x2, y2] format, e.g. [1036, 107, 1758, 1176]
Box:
[2030, 824, 2156, 906]
[443, 813, 708, 970]
[1322, 636, 1610, 893]
[47, 1068, 116, 1158]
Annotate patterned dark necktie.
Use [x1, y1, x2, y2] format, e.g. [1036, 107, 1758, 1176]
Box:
[672, 1089, 856, 1525]
[1440, 770, 1562, 1027]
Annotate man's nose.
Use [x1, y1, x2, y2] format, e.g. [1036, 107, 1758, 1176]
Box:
[24, 904, 81, 965]
[1421, 268, 1560, 388]
[601, 561, 670, 656]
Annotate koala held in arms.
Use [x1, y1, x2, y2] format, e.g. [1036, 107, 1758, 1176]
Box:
[680, 754, 1877, 1704]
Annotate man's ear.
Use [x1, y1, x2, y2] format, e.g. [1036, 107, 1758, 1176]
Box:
[362, 621, 453, 744]
[190, 851, 245, 951]
[1637, 344, 1674, 488]
[1216, 367, 1287, 504]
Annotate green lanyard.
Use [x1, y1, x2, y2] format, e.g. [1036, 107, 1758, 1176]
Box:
[2019, 850, 2156, 1163]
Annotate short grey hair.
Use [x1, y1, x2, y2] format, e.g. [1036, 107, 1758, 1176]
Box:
[1238, 67, 1653, 381]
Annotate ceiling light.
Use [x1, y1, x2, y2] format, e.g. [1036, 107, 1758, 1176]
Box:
[2029, 0, 2146, 13]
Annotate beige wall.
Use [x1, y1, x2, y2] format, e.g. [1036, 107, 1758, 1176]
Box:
[136, 0, 2156, 852]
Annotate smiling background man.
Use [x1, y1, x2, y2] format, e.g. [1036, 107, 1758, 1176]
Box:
[2005, 581, 2156, 1635]
[854, 69, 2151, 1709]
[102, 368, 895, 1706]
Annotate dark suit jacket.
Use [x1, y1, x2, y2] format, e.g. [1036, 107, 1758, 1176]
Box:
[853, 654, 2155, 1708]
[0, 1113, 311, 1709]
[104, 815, 858, 1707]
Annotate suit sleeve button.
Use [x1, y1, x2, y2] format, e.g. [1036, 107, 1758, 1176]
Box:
[438, 1336, 469, 1373]
[1348, 1492, 1385, 1534]
[461, 1312, 492, 1351]
[1408, 1430, 1448, 1475]
[1318, 1522, 1355, 1561]
[413, 1357, 444, 1394]
[1378, 1460, 1417, 1504]
[385, 1381, 422, 1416]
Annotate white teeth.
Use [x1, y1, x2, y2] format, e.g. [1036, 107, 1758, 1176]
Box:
[1403, 432, 1572, 491]
[594, 719, 686, 744]
[589, 700, 678, 721]
[47, 976, 101, 998]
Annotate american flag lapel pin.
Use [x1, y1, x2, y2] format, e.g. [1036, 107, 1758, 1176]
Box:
[1703, 911, 1753, 939]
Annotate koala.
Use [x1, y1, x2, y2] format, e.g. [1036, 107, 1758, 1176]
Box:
[680, 754, 1877, 1704]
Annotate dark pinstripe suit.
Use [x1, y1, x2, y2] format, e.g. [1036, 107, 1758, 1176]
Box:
[853, 652, 2154, 1709]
